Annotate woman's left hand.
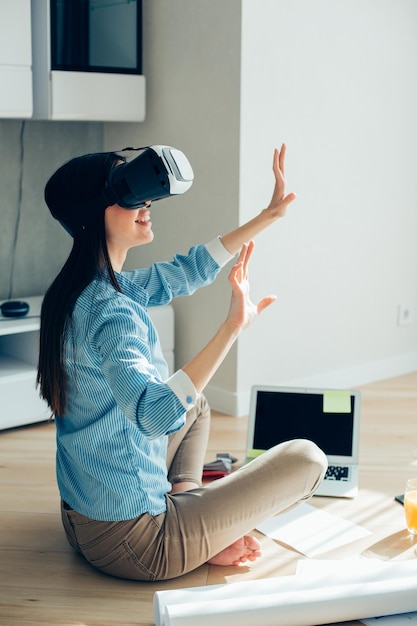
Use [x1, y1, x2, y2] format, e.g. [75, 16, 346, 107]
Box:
[226, 240, 276, 331]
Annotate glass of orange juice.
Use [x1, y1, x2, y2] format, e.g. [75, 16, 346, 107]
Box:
[404, 478, 417, 535]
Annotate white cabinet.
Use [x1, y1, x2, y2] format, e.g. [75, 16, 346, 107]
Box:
[0, 296, 175, 431]
[31, 0, 146, 122]
[0, 0, 33, 118]
[0, 1, 146, 122]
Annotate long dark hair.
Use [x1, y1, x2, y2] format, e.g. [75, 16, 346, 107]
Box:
[37, 152, 122, 417]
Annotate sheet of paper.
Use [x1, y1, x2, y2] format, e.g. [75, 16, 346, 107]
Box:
[296, 557, 417, 580]
[256, 502, 372, 557]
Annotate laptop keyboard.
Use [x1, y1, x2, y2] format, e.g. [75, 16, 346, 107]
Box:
[324, 465, 350, 481]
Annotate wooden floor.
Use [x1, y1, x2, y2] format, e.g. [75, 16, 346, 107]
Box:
[1, 373, 417, 625]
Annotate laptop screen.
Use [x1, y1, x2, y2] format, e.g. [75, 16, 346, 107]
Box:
[252, 389, 357, 457]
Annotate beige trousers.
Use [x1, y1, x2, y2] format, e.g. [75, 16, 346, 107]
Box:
[61, 395, 327, 581]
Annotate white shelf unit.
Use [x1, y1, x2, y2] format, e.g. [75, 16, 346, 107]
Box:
[0, 296, 48, 430]
[0, 296, 175, 431]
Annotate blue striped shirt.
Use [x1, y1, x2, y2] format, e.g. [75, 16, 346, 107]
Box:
[55, 238, 233, 521]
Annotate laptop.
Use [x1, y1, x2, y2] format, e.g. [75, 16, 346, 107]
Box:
[245, 385, 361, 498]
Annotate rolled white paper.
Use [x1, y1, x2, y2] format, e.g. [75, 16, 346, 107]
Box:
[154, 561, 417, 626]
[163, 576, 417, 626]
[154, 578, 290, 626]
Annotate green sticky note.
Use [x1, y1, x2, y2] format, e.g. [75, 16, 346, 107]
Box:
[323, 390, 351, 413]
[248, 448, 266, 459]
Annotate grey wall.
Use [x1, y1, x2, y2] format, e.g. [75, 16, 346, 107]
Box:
[0, 120, 103, 300]
[104, 0, 243, 401]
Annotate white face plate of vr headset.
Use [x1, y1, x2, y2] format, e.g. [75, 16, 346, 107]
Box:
[154, 145, 194, 194]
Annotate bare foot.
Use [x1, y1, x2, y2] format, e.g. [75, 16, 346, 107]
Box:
[208, 535, 262, 566]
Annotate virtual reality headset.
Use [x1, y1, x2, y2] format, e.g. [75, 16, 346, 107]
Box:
[47, 145, 194, 237]
[103, 144, 194, 209]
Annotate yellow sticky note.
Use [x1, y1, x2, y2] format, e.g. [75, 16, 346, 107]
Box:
[323, 390, 351, 413]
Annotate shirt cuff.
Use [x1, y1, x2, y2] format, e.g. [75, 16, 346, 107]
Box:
[165, 369, 197, 410]
[205, 236, 235, 268]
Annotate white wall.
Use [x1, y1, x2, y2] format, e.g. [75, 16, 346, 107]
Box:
[105, 0, 417, 416]
[238, 0, 417, 413]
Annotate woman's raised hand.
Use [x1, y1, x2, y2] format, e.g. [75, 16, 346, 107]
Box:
[264, 144, 297, 220]
[226, 240, 276, 332]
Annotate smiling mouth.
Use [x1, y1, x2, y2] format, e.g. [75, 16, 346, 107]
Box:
[136, 214, 151, 225]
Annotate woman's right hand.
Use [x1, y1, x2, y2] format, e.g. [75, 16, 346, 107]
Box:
[219, 145, 296, 257]
[225, 240, 277, 333]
